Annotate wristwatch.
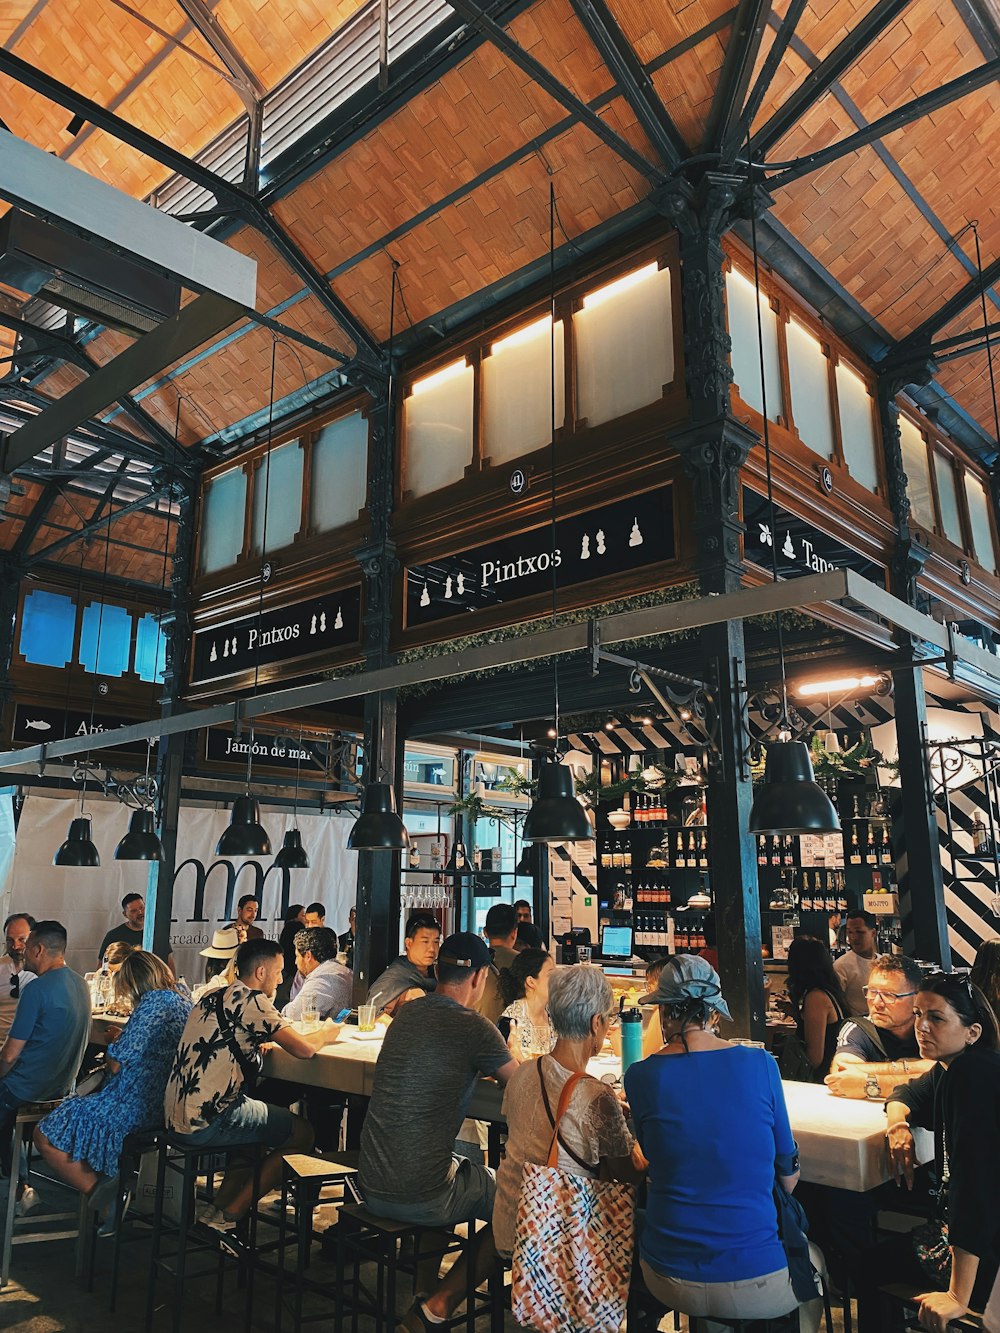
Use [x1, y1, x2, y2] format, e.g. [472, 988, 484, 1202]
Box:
[864, 1075, 882, 1099]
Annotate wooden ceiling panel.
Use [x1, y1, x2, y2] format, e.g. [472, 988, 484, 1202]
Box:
[650, 32, 729, 147]
[272, 44, 573, 274]
[107, 45, 243, 163]
[604, 0, 732, 64]
[213, 0, 366, 90]
[0, 4, 37, 44]
[508, 0, 617, 107]
[839, 0, 978, 114]
[771, 135, 969, 338]
[330, 111, 649, 339]
[0, 518, 25, 551]
[225, 226, 315, 312]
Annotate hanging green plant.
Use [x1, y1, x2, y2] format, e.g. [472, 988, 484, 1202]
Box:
[809, 733, 895, 781]
[575, 762, 683, 808]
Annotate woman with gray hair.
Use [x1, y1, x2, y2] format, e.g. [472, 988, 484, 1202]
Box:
[492, 963, 642, 1260]
[624, 955, 824, 1332]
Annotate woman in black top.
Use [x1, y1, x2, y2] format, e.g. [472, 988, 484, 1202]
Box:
[882, 973, 1000, 1332]
[275, 904, 306, 1009]
[785, 936, 847, 1080]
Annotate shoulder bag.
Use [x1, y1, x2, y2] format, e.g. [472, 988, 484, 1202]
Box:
[511, 1061, 635, 1333]
[213, 989, 264, 1094]
[780, 987, 847, 1084]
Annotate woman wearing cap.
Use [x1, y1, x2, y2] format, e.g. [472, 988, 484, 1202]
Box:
[623, 955, 825, 1331]
[190, 927, 240, 1002]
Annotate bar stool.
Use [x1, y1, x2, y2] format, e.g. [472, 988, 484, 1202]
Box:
[272, 1152, 360, 1331]
[83, 1126, 164, 1310]
[144, 1133, 264, 1333]
[1, 1099, 86, 1288]
[878, 1283, 984, 1330]
[333, 1202, 504, 1333]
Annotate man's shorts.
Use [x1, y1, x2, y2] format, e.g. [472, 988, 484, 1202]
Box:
[172, 1096, 293, 1150]
[365, 1154, 496, 1228]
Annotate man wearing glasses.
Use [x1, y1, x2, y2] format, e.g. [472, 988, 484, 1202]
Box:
[825, 954, 933, 1099]
[0, 913, 36, 1043]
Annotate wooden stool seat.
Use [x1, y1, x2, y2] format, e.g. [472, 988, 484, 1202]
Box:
[2, 1096, 84, 1289]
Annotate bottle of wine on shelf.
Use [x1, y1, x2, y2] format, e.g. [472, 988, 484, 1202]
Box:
[849, 828, 862, 865]
[757, 836, 768, 868]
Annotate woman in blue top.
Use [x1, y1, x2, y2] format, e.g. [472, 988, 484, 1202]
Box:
[623, 956, 824, 1331]
[35, 950, 190, 1224]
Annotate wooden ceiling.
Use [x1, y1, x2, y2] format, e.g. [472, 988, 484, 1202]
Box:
[2, 0, 1000, 583]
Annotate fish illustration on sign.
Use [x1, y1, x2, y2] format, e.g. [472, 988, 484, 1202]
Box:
[23, 719, 52, 731]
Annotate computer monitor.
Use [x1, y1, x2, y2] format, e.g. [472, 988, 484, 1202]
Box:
[601, 925, 633, 959]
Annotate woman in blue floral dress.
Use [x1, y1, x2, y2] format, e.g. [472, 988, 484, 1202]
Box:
[35, 951, 189, 1200]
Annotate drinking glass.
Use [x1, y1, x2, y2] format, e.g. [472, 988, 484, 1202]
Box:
[358, 1002, 377, 1033]
[302, 1003, 319, 1032]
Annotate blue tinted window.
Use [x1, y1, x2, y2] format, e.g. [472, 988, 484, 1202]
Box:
[135, 613, 167, 683]
[19, 589, 76, 668]
[79, 602, 132, 677]
[201, 467, 247, 573]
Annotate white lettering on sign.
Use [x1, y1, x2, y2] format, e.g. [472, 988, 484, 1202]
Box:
[480, 548, 563, 589]
[247, 622, 301, 652]
[224, 736, 314, 761]
[758, 523, 838, 574]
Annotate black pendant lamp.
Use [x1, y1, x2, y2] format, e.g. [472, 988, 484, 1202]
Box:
[524, 762, 592, 844]
[54, 815, 101, 867]
[274, 828, 309, 869]
[348, 782, 409, 852]
[748, 741, 841, 834]
[217, 794, 272, 857]
[115, 808, 165, 861]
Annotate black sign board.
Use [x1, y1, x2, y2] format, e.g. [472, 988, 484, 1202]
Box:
[204, 728, 331, 775]
[191, 587, 361, 686]
[11, 705, 153, 755]
[406, 485, 675, 627]
[742, 489, 886, 587]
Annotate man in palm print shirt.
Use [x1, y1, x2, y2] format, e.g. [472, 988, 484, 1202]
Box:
[165, 938, 340, 1243]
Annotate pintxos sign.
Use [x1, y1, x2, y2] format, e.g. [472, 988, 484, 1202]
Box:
[406, 486, 675, 627]
[191, 587, 361, 685]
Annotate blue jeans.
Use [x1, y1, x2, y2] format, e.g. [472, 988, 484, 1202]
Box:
[0, 1082, 23, 1178]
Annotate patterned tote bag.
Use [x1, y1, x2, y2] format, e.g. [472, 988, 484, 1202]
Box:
[511, 1070, 636, 1333]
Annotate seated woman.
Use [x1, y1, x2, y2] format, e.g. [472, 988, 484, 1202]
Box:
[784, 935, 847, 1081]
[493, 963, 641, 1262]
[971, 937, 1000, 1032]
[624, 955, 825, 1332]
[862, 972, 1000, 1333]
[103, 940, 135, 976]
[35, 951, 190, 1231]
[498, 949, 556, 1061]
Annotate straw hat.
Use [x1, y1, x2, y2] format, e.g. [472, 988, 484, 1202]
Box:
[200, 927, 240, 959]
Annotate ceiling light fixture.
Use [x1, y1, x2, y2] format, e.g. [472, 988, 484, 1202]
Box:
[796, 674, 882, 698]
[274, 729, 311, 869]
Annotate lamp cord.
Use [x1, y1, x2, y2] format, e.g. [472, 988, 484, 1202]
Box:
[245, 338, 278, 794]
[748, 142, 790, 728]
[548, 178, 560, 744]
[973, 222, 1000, 449]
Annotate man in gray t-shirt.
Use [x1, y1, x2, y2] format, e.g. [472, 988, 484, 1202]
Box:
[360, 932, 517, 1333]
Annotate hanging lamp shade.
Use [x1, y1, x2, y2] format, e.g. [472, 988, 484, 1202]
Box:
[523, 762, 592, 843]
[114, 808, 164, 862]
[748, 740, 842, 835]
[347, 783, 409, 852]
[54, 815, 101, 867]
[217, 795, 272, 857]
[274, 828, 310, 869]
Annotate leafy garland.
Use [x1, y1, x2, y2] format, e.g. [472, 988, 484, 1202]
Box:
[809, 733, 899, 781]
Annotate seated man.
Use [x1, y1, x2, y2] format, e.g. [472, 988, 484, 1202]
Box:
[478, 902, 519, 1024]
[825, 953, 933, 1099]
[368, 912, 440, 1014]
[226, 894, 265, 944]
[0, 913, 36, 1044]
[165, 937, 340, 1249]
[0, 921, 91, 1197]
[338, 906, 356, 970]
[359, 932, 517, 1333]
[281, 927, 352, 1022]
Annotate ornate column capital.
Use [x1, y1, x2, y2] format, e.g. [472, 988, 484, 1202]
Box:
[671, 415, 758, 592]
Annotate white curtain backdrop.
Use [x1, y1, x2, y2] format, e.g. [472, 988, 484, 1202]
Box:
[5, 796, 357, 984]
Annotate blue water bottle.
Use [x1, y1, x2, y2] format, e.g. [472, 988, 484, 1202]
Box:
[620, 1007, 643, 1075]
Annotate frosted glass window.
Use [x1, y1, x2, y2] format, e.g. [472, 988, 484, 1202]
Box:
[964, 472, 998, 572]
[933, 452, 963, 547]
[836, 362, 879, 491]
[726, 269, 782, 421]
[404, 359, 474, 498]
[200, 467, 247, 573]
[311, 412, 368, 531]
[574, 263, 674, 427]
[19, 589, 75, 668]
[787, 319, 835, 459]
[252, 440, 304, 553]
[899, 418, 934, 530]
[79, 602, 132, 677]
[135, 613, 166, 683]
[483, 317, 565, 464]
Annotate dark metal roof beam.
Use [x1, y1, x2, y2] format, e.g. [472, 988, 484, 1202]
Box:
[892, 253, 1000, 354]
[769, 57, 1000, 187]
[723, 0, 808, 161]
[704, 0, 771, 158]
[444, 0, 666, 184]
[170, 0, 265, 107]
[566, 0, 687, 168]
[10, 448, 114, 559]
[749, 0, 912, 156]
[24, 483, 172, 566]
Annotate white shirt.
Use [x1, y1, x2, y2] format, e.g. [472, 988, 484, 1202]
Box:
[0, 959, 35, 1043]
[833, 950, 874, 1017]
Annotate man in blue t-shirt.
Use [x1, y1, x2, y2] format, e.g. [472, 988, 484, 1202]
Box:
[0, 920, 91, 1182]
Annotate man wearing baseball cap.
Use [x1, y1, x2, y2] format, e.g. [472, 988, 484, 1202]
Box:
[359, 932, 518, 1333]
